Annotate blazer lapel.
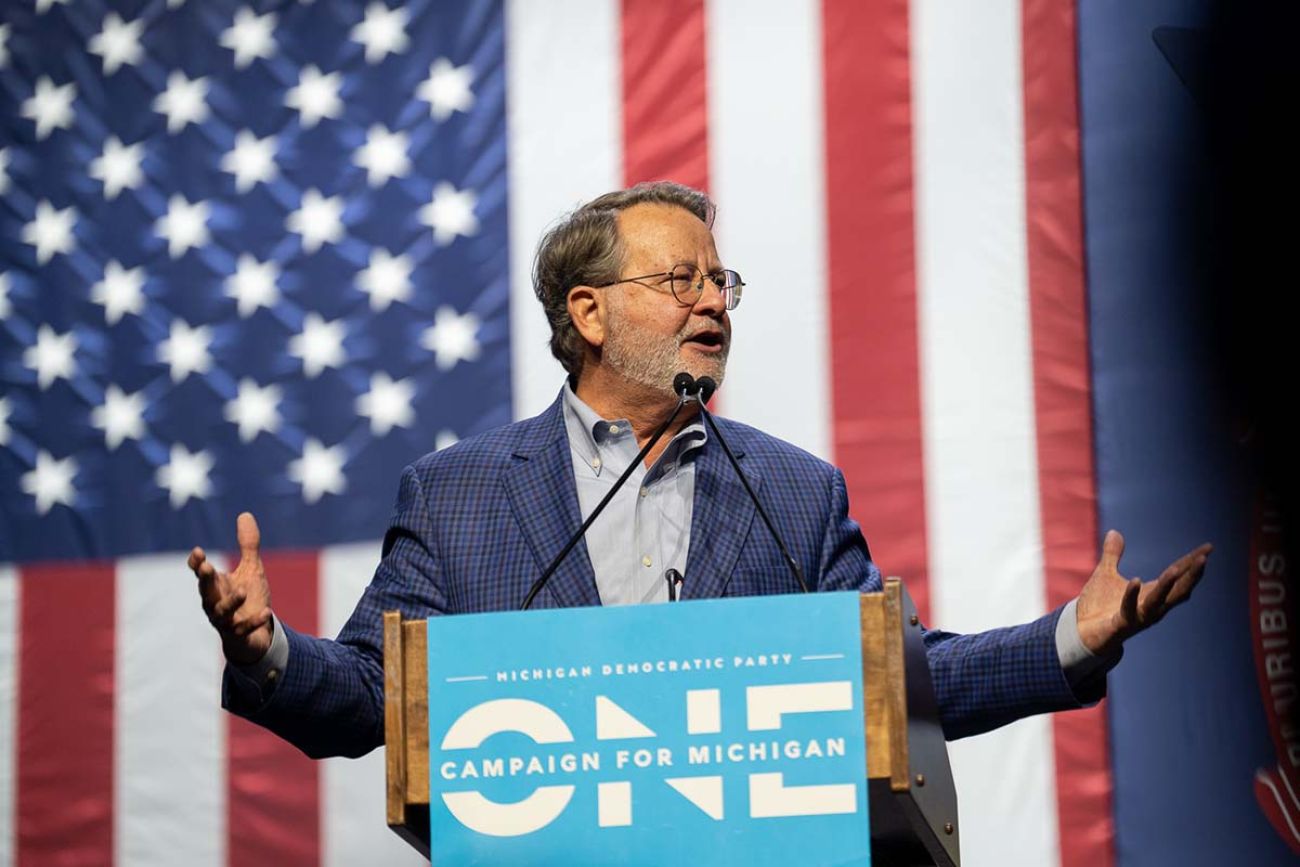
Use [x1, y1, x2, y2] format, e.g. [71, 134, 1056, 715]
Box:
[503, 396, 601, 608]
[681, 426, 759, 599]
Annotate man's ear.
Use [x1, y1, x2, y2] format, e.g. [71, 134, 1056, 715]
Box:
[568, 285, 605, 348]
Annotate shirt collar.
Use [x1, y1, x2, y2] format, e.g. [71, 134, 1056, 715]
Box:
[559, 382, 707, 478]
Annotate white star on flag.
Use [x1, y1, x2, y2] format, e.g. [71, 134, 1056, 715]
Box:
[0, 272, 11, 319]
[220, 7, 277, 69]
[21, 450, 77, 515]
[354, 124, 410, 187]
[156, 443, 214, 508]
[88, 12, 145, 75]
[155, 195, 211, 259]
[356, 371, 415, 436]
[419, 182, 479, 246]
[90, 136, 145, 200]
[357, 248, 412, 311]
[225, 378, 282, 442]
[287, 189, 345, 253]
[153, 71, 210, 134]
[158, 319, 213, 382]
[285, 65, 342, 128]
[92, 260, 146, 325]
[22, 201, 77, 264]
[289, 312, 346, 377]
[0, 147, 10, 195]
[0, 396, 11, 446]
[421, 306, 481, 371]
[0, 24, 10, 69]
[417, 58, 474, 121]
[221, 130, 278, 192]
[287, 438, 347, 503]
[22, 77, 76, 140]
[350, 2, 409, 64]
[23, 324, 77, 390]
[225, 254, 280, 317]
[436, 430, 459, 451]
[91, 384, 147, 450]
[35, 0, 71, 13]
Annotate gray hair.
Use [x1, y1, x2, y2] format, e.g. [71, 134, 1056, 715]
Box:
[532, 181, 716, 377]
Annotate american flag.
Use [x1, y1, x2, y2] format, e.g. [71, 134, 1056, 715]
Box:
[0, 0, 1264, 865]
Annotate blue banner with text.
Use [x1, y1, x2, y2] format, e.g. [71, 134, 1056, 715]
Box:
[426, 591, 871, 865]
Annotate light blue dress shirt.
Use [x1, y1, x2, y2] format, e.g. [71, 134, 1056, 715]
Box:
[560, 382, 707, 605]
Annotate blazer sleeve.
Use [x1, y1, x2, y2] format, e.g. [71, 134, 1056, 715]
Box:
[222, 464, 445, 759]
[814, 467, 1099, 741]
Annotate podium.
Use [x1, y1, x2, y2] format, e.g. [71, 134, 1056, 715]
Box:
[383, 578, 959, 866]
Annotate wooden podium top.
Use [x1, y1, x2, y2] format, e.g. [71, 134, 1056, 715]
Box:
[383, 579, 959, 866]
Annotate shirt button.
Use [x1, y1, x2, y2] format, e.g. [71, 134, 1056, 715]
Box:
[591, 457, 601, 469]
[642, 555, 652, 567]
[609, 424, 621, 434]
[639, 486, 648, 498]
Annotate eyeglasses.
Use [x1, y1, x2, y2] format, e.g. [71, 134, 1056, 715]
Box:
[593, 264, 744, 311]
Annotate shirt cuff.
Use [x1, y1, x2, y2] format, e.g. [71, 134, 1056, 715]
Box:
[1055, 598, 1119, 690]
[228, 612, 289, 694]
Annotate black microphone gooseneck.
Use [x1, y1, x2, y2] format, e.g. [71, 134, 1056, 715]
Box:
[663, 568, 684, 602]
[693, 376, 809, 593]
[519, 373, 699, 610]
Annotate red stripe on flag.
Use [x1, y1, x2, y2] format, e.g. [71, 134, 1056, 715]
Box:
[1021, 1, 1115, 863]
[227, 551, 320, 867]
[822, 0, 930, 620]
[620, 0, 710, 192]
[17, 561, 116, 866]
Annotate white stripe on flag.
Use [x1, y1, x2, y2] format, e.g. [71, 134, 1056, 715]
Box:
[506, 0, 623, 421]
[320, 542, 426, 867]
[0, 567, 16, 867]
[114, 553, 224, 867]
[706, 0, 832, 459]
[911, 0, 1062, 864]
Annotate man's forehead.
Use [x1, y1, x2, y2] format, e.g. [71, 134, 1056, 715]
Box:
[615, 202, 716, 261]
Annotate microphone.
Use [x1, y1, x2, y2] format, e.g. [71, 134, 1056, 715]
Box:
[664, 568, 684, 602]
[519, 373, 699, 610]
[695, 376, 716, 403]
[693, 377, 809, 593]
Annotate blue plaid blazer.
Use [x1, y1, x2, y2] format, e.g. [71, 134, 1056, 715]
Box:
[224, 393, 1098, 757]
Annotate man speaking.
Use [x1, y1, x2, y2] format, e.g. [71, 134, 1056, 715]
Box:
[187, 182, 1211, 757]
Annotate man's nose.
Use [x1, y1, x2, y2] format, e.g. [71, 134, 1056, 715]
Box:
[691, 273, 727, 316]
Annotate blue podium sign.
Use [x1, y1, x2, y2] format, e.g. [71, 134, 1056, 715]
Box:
[426, 591, 870, 865]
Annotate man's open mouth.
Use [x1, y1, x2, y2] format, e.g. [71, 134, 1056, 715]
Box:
[683, 331, 725, 350]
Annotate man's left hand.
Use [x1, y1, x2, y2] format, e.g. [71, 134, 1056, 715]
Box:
[1076, 529, 1213, 657]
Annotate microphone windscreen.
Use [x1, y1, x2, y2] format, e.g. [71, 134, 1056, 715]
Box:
[673, 372, 697, 396]
[696, 376, 717, 403]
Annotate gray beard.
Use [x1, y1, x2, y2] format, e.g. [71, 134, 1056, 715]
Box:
[602, 302, 728, 397]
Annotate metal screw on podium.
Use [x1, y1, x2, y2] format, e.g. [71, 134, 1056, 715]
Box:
[909, 613, 919, 626]
[915, 773, 925, 787]
[944, 823, 954, 835]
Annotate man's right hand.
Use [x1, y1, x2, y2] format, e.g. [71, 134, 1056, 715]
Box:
[188, 511, 273, 666]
